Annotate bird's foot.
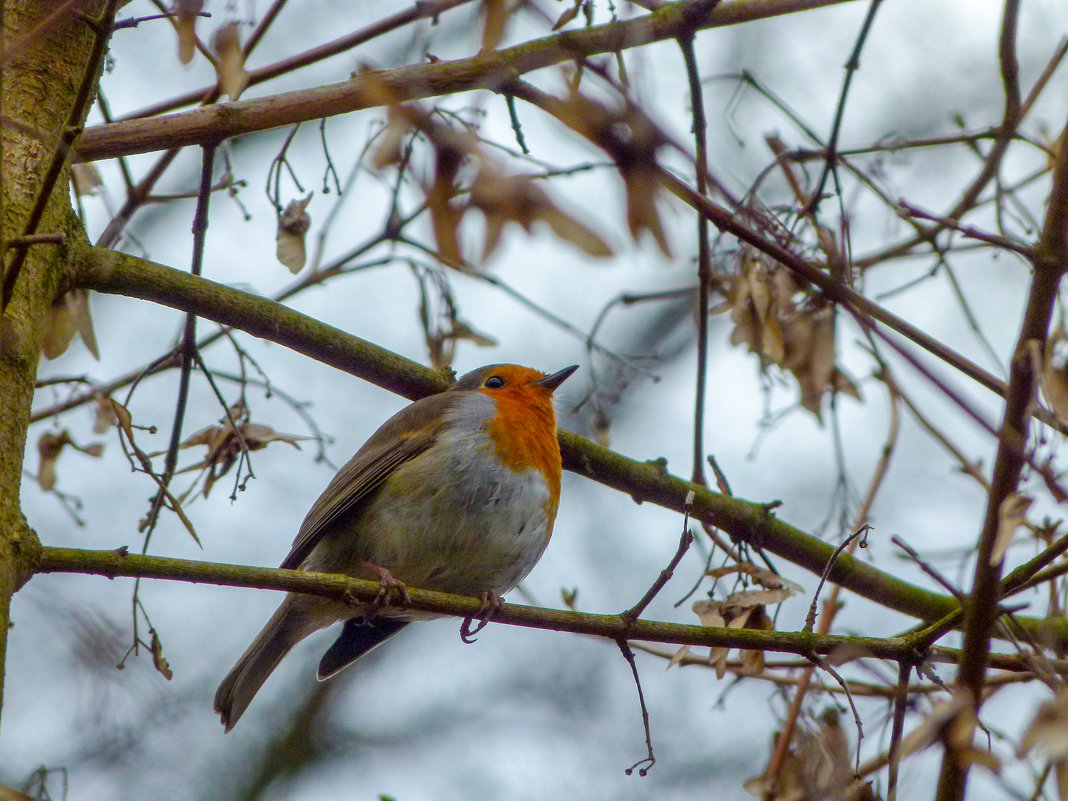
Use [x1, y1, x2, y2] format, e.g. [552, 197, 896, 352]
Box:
[360, 561, 411, 609]
[460, 590, 502, 644]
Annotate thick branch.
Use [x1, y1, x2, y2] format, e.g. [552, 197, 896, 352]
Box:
[25, 546, 1055, 673]
[72, 0, 858, 163]
[73, 246, 444, 399]
[935, 79, 1068, 800]
[119, 0, 478, 121]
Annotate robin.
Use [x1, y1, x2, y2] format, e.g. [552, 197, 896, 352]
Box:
[214, 363, 578, 731]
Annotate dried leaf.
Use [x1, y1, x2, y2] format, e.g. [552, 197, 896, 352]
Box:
[371, 106, 413, 170]
[706, 562, 804, 594]
[739, 646, 764, 674]
[238, 423, 312, 450]
[71, 162, 102, 196]
[552, 0, 583, 30]
[781, 305, 836, 418]
[799, 709, 853, 800]
[548, 88, 670, 255]
[725, 587, 797, 608]
[150, 629, 173, 680]
[692, 600, 729, 677]
[667, 644, 691, 669]
[276, 194, 313, 273]
[737, 606, 771, 674]
[745, 734, 806, 800]
[832, 367, 861, 400]
[468, 164, 612, 261]
[427, 144, 466, 267]
[899, 693, 1001, 773]
[173, 0, 204, 64]
[179, 408, 309, 498]
[1044, 325, 1068, 424]
[824, 641, 873, 668]
[42, 289, 99, 360]
[692, 599, 726, 628]
[449, 320, 498, 349]
[93, 393, 119, 434]
[179, 424, 226, 451]
[992, 492, 1032, 565]
[721, 255, 789, 364]
[540, 205, 614, 258]
[419, 282, 495, 370]
[721, 252, 856, 420]
[35, 429, 102, 490]
[36, 431, 69, 491]
[480, 0, 513, 52]
[110, 398, 135, 440]
[622, 163, 671, 257]
[1019, 689, 1068, 760]
[692, 599, 777, 678]
[897, 695, 967, 758]
[749, 711, 864, 800]
[212, 22, 249, 100]
[0, 784, 43, 801]
[40, 303, 77, 360]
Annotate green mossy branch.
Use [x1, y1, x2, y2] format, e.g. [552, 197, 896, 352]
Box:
[31, 545, 1061, 676]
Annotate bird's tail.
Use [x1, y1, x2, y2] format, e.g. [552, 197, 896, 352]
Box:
[214, 594, 331, 732]
[317, 617, 408, 680]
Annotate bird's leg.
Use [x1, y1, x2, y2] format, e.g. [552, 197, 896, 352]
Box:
[359, 560, 411, 609]
[460, 590, 502, 643]
[478, 589, 503, 618]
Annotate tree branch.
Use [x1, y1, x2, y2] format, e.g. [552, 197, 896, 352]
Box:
[72, 0, 859, 163]
[24, 546, 1058, 672]
[935, 62, 1068, 801]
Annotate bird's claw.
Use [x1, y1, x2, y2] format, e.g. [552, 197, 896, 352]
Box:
[460, 590, 502, 644]
[360, 561, 410, 610]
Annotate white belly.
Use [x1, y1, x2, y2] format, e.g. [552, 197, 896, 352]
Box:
[304, 424, 553, 598]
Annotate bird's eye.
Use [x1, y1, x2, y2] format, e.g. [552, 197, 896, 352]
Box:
[484, 375, 505, 389]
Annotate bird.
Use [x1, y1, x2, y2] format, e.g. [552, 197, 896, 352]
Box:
[214, 362, 578, 731]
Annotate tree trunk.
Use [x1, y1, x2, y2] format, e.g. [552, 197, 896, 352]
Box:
[0, 0, 111, 728]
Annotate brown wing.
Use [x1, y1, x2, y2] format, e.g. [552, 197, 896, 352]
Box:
[280, 392, 457, 570]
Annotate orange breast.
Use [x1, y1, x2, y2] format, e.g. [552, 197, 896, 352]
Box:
[484, 385, 562, 524]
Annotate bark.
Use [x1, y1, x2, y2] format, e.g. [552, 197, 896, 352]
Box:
[0, 0, 111, 728]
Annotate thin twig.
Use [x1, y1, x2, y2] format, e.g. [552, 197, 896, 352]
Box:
[891, 536, 965, 601]
[803, 525, 870, 632]
[243, 0, 289, 55]
[140, 146, 217, 544]
[898, 201, 1033, 256]
[936, 10, 1066, 797]
[679, 31, 712, 486]
[621, 499, 696, 623]
[886, 661, 912, 801]
[617, 638, 656, 777]
[807, 0, 884, 210]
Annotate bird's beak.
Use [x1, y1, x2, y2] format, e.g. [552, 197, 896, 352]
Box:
[535, 365, 579, 392]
